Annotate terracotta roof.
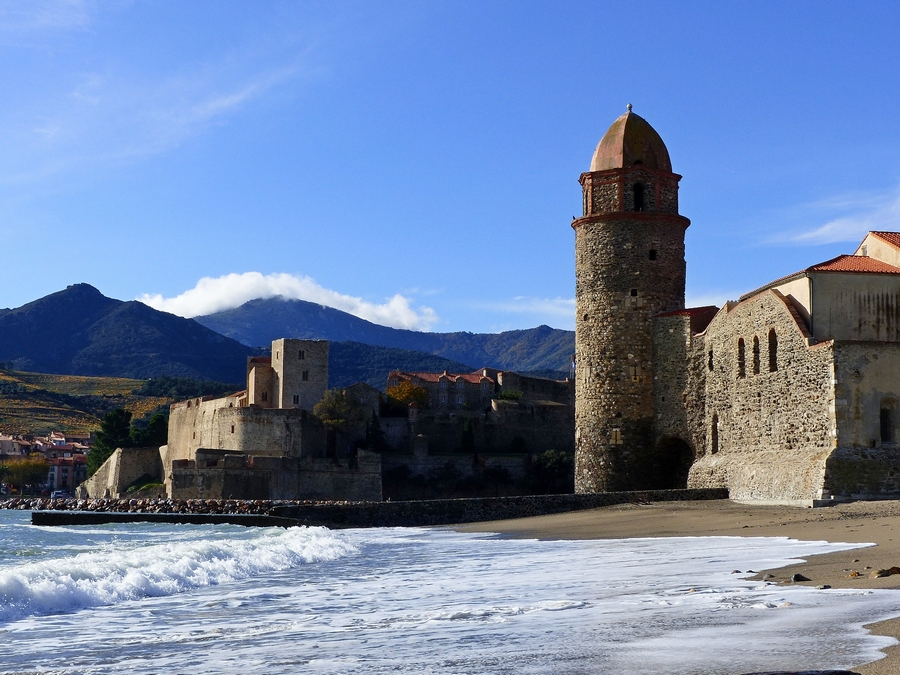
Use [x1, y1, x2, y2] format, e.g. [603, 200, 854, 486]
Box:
[390, 371, 494, 385]
[871, 231, 900, 249]
[742, 255, 900, 301]
[590, 107, 672, 172]
[808, 254, 900, 274]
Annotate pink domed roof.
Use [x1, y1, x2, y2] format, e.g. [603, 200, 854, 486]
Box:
[590, 106, 672, 172]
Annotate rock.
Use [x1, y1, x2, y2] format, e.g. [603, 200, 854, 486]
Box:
[790, 573, 811, 582]
[847, 570, 862, 577]
[731, 570, 742, 574]
[870, 567, 900, 578]
[816, 584, 831, 589]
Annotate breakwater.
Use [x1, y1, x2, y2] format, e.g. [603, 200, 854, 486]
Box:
[7, 488, 729, 528]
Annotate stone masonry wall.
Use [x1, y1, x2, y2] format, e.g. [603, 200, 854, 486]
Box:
[688, 291, 837, 502]
[77, 446, 163, 499]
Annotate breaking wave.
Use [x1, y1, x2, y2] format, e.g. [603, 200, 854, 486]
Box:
[0, 526, 356, 622]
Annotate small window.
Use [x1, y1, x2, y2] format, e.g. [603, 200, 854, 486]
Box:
[481, 382, 487, 390]
[708, 350, 714, 372]
[457, 396, 463, 404]
[231, 425, 235, 434]
[768, 329, 778, 372]
[262, 391, 268, 402]
[629, 365, 641, 382]
[390, 379, 398, 387]
[648, 249, 657, 261]
[630, 288, 638, 297]
[882, 408, 893, 443]
[610, 428, 623, 445]
[737, 338, 746, 378]
[292, 394, 300, 405]
[457, 380, 463, 389]
[299, 350, 305, 360]
[710, 414, 719, 454]
[302, 370, 309, 381]
[441, 381, 447, 389]
[752, 336, 761, 374]
[276, 351, 279, 360]
[440, 395, 446, 403]
[633, 182, 645, 212]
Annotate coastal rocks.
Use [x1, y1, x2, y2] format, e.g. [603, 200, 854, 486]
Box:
[870, 566, 900, 578]
[790, 573, 811, 582]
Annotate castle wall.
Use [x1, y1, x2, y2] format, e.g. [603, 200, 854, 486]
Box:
[168, 450, 381, 501]
[687, 291, 837, 503]
[77, 446, 163, 499]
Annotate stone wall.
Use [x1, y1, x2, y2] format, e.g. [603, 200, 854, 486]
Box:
[76, 446, 163, 499]
[687, 290, 837, 503]
[271, 338, 328, 411]
[168, 449, 382, 501]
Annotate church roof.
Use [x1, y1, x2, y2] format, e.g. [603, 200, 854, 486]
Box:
[590, 106, 672, 172]
[741, 254, 900, 301]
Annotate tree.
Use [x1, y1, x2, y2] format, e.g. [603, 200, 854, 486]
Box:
[87, 408, 134, 476]
[130, 413, 168, 447]
[3, 456, 49, 492]
[386, 381, 428, 407]
[313, 390, 366, 433]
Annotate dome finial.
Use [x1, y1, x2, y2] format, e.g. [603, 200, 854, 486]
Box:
[627, 103, 632, 112]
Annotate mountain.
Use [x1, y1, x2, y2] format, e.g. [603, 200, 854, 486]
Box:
[0, 285, 477, 391]
[0, 284, 254, 384]
[196, 297, 575, 372]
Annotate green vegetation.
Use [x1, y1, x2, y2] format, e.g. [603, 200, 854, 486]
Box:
[86, 408, 172, 477]
[497, 389, 523, 401]
[0, 456, 49, 492]
[135, 376, 236, 400]
[313, 390, 366, 433]
[523, 450, 574, 495]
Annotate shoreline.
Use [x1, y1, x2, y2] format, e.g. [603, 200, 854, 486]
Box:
[457, 499, 900, 675]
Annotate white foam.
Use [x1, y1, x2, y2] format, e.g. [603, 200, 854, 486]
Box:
[0, 525, 356, 622]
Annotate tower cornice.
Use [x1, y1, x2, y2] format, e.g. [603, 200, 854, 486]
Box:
[571, 212, 690, 231]
[579, 166, 683, 185]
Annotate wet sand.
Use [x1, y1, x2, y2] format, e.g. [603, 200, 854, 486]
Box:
[457, 499, 900, 675]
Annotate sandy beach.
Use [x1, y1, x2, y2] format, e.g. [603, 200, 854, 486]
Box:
[458, 499, 900, 675]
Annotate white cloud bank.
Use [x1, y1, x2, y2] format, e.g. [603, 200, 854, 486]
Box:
[138, 272, 439, 331]
[774, 188, 900, 246]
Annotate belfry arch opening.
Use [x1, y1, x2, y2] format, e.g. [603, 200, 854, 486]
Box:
[633, 182, 645, 212]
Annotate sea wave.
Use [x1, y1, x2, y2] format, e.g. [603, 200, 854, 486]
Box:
[0, 526, 356, 622]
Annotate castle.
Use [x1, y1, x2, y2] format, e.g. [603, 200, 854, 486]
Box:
[574, 106, 900, 505]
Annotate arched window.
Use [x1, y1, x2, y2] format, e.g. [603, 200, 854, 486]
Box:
[737, 338, 746, 378]
[710, 414, 719, 454]
[881, 408, 893, 444]
[752, 336, 760, 375]
[768, 328, 778, 372]
[633, 182, 645, 212]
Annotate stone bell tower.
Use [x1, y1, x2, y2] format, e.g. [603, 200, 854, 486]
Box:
[573, 105, 690, 493]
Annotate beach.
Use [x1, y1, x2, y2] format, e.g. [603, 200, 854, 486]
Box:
[459, 499, 900, 674]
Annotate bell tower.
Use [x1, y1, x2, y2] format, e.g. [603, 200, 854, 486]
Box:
[573, 105, 690, 492]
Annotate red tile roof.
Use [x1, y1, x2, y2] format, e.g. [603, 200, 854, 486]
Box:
[808, 254, 900, 274]
[871, 231, 900, 249]
[742, 255, 900, 301]
[390, 371, 494, 384]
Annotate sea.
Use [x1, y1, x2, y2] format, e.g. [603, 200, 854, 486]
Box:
[1, 509, 899, 675]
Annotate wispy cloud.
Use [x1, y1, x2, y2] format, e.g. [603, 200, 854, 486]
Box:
[480, 296, 576, 319]
[138, 272, 439, 331]
[0, 0, 93, 34]
[770, 187, 900, 245]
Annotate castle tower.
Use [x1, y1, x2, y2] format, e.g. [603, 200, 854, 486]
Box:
[573, 106, 690, 492]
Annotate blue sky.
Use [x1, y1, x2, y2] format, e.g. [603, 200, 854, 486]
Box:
[2, 1, 899, 333]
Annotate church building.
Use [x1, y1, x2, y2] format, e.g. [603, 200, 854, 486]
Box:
[574, 107, 900, 505]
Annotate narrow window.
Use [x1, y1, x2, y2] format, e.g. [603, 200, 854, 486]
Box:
[752, 336, 761, 374]
[708, 349, 714, 372]
[302, 370, 309, 381]
[440, 394, 446, 403]
[648, 249, 657, 261]
[611, 428, 623, 445]
[231, 425, 235, 434]
[711, 414, 719, 454]
[633, 182, 645, 212]
[737, 338, 746, 378]
[630, 288, 638, 296]
[292, 394, 300, 405]
[768, 329, 778, 372]
[457, 380, 463, 389]
[262, 391, 268, 402]
[629, 365, 641, 382]
[457, 396, 463, 404]
[441, 381, 447, 389]
[881, 408, 893, 443]
[299, 350, 305, 360]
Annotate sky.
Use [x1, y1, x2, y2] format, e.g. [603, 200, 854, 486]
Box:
[2, 1, 900, 334]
